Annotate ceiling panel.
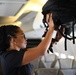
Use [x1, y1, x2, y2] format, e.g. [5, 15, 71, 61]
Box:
[0, 0, 27, 1]
[0, 0, 28, 16]
[0, 4, 24, 16]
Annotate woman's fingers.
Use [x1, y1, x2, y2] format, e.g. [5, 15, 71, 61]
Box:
[46, 13, 55, 28]
[46, 13, 52, 23]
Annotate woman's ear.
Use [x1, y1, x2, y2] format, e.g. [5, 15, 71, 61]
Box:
[10, 37, 16, 44]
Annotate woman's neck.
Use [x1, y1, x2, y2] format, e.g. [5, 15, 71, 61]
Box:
[7, 45, 20, 51]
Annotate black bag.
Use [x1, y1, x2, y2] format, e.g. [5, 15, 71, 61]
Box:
[42, 0, 76, 51]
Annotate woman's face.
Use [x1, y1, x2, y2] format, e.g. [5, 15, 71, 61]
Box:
[14, 28, 27, 49]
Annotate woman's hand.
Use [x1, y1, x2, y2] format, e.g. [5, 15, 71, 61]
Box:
[46, 13, 55, 29]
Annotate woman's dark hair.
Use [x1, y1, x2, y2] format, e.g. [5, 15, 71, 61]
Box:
[0, 25, 20, 53]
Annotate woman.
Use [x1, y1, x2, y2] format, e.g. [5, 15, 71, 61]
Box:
[0, 13, 55, 75]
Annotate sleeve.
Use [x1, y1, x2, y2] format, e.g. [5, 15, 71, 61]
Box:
[5, 50, 26, 67]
